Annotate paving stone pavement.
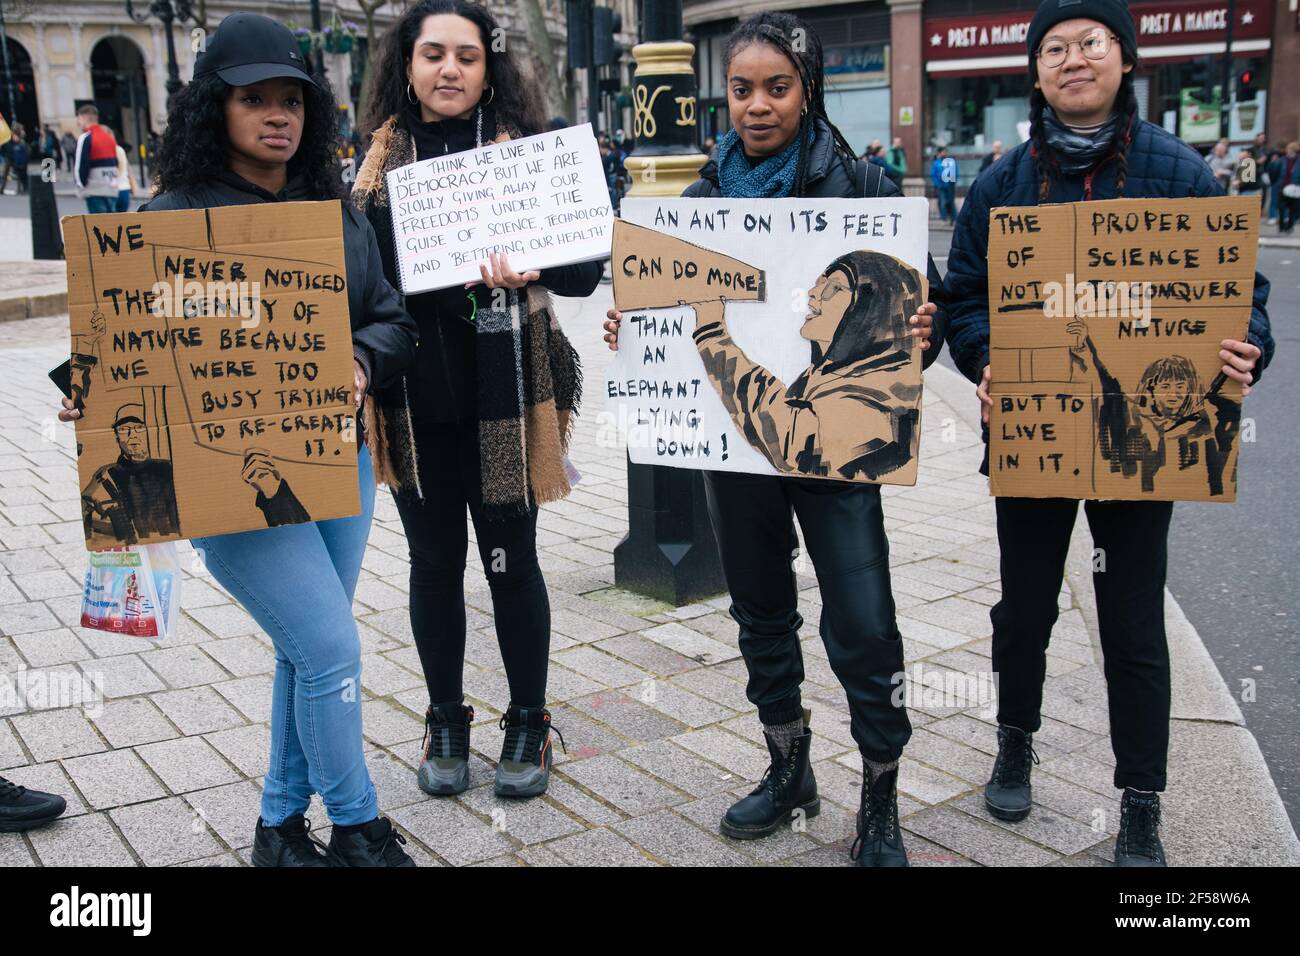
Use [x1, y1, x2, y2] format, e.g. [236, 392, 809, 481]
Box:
[0, 285, 1239, 867]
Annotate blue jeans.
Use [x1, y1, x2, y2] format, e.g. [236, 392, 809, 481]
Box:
[85, 195, 115, 214]
[192, 445, 379, 826]
[938, 184, 957, 222]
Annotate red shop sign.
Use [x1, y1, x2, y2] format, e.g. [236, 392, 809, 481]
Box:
[924, 0, 1274, 61]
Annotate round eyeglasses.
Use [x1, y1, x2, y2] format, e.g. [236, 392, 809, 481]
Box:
[1036, 29, 1117, 69]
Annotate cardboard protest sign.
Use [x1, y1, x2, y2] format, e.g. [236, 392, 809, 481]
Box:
[605, 197, 929, 484]
[987, 196, 1259, 502]
[63, 202, 360, 549]
[387, 122, 612, 294]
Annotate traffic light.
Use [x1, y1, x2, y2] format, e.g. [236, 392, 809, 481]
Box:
[566, 0, 592, 69]
[593, 6, 623, 66]
[1237, 69, 1257, 102]
[1190, 56, 1214, 104]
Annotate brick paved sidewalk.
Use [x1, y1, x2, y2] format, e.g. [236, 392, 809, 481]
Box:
[0, 286, 1284, 867]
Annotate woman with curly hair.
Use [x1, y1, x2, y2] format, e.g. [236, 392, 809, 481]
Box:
[58, 13, 420, 867]
[352, 0, 598, 800]
[944, 0, 1274, 866]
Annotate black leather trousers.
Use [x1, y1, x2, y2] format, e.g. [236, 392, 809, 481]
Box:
[703, 471, 911, 762]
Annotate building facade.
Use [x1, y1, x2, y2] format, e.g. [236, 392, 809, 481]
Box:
[682, 0, 1299, 186]
[0, 1, 591, 150]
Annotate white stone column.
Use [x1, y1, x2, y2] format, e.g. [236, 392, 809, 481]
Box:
[32, 22, 54, 126]
[150, 23, 168, 128]
[71, 23, 91, 100]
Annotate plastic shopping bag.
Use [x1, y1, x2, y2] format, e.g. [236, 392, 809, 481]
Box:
[79, 543, 182, 640]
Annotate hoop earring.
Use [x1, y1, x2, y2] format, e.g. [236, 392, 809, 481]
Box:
[484, 85, 495, 105]
[406, 83, 418, 105]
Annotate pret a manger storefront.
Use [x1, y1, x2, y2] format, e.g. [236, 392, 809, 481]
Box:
[922, 0, 1276, 186]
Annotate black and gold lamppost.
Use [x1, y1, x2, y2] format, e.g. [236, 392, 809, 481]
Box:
[612, 0, 724, 605]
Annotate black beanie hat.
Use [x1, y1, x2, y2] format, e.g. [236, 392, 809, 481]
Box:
[1027, 0, 1137, 75]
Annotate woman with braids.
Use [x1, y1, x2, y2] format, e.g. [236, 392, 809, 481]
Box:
[944, 0, 1275, 866]
[58, 13, 420, 866]
[605, 11, 947, 867]
[352, 0, 596, 801]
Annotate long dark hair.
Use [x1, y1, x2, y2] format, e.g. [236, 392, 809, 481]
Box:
[1028, 38, 1140, 200]
[362, 0, 545, 139]
[811, 251, 923, 369]
[153, 73, 343, 200]
[721, 12, 859, 196]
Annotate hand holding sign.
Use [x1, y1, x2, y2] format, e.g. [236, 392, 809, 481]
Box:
[388, 123, 612, 294]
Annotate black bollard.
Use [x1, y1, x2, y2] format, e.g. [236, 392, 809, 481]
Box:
[29, 170, 63, 260]
[614, 453, 725, 606]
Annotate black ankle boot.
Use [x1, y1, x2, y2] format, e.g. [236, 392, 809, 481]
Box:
[719, 721, 819, 840]
[851, 763, 908, 867]
[326, 816, 417, 867]
[985, 725, 1038, 822]
[495, 705, 565, 798]
[418, 702, 473, 796]
[0, 775, 66, 833]
[251, 815, 331, 867]
[1115, 788, 1167, 867]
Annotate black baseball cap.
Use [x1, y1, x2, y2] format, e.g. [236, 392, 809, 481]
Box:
[193, 13, 316, 88]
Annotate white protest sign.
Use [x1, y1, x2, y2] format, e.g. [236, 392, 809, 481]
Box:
[386, 122, 613, 293]
[604, 197, 930, 485]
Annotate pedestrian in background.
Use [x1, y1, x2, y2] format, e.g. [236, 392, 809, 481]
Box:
[1270, 142, 1299, 234]
[73, 105, 121, 213]
[61, 128, 77, 172]
[1206, 138, 1234, 191]
[885, 135, 907, 184]
[931, 145, 957, 222]
[979, 139, 1004, 174]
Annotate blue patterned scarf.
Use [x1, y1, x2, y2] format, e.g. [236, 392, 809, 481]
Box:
[716, 124, 814, 198]
[1041, 107, 1121, 175]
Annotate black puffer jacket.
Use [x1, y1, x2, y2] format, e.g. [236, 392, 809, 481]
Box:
[141, 169, 418, 395]
[945, 119, 1274, 385]
[682, 116, 948, 368]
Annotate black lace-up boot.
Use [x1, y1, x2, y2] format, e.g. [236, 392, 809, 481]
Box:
[719, 720, 819, 840]
[851, 762, 908, 867]
[0, 775, 65, 832]
[984, 725, 1038, 822]
[417, 702, 474, 796]
[495, 705, 565, 798]
[251, 815, 331, 867]
[326, 816, 416, 867]
[1115, 788, 1167, 867]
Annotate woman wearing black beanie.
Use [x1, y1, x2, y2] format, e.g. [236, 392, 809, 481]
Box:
[944, 0, 1275, 866]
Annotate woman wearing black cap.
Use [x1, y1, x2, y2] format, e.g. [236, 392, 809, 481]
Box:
[59, 13, 420, 867]
[351, 0, 596, 801]
[944, 0, 1275, 866]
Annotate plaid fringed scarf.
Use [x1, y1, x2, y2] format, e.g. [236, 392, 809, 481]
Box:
[477, 285, 582, 515]
[354, 115, 582, 516]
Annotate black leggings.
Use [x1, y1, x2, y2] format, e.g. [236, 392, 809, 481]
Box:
[991, 496, 1173, 791]
[393, 418, 550, 709]
[703, 470, 911, 763]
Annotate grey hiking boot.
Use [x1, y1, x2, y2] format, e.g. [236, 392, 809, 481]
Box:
[494, 705, 565, 798]
[417, 702, 473, 796]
